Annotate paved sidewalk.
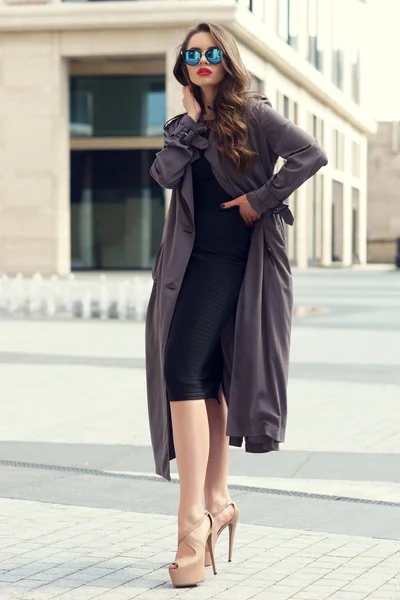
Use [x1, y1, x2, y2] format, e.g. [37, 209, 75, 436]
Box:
[0, 499, 399, 600]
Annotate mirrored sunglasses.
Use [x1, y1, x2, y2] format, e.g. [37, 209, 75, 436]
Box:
[182, 47, 224, 66]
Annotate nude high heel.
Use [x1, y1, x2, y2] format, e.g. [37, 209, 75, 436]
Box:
[169, 511, 217, 588]
[205, 499, 239, 567]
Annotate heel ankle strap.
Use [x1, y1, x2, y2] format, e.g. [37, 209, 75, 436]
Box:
[178, 511, 212, 545]
[212, 499, 234, 518]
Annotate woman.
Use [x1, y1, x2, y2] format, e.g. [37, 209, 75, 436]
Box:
[146, 22, 327, 588]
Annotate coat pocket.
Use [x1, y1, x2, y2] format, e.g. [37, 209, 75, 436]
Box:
[151, 243, 164, 281]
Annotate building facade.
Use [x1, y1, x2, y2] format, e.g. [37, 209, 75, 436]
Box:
[367, 122, 400, 264]
[0, 0, 375, 274]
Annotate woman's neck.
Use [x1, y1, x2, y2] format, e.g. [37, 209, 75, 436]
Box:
[201, 88, 216, 120]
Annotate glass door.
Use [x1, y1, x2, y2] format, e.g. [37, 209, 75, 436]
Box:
[70, 149, 164, 270]
[69, 71, 166, 270]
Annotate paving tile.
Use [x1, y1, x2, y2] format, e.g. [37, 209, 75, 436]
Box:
[16, 584, 75, 600]
[251, 590, 297, 600]
[368, 593, 400, 600]
[327, 592, 370, 600]
[0, 499, 399, 600]
[292, 591, 339, 600]
[2, 586, 51, 600]
[55, 587, 104, 600]
[91, 589, 149, 600]
[210, 586, 266, 599]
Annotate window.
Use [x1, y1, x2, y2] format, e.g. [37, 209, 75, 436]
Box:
[332, 0, 345, 88]
[237, 0, 264, 16]
[69, 75, 166, 138]
[277, 0, 299, 49]
[352, 187, 360, 262]
[308, 0, 325, 71]
[351, 51, 361, 104]
[350, 0, 361, 103]
[69, 74, 166, 270]
[277, 91, 298, 123]
[283, 95, 290, 118]
[250, 73, 263, 93]
[332, 180, 344, 262]
[309, 113, 324, 144]
[250, 0, 265, 19]
[70, 150, 165, 270]
[333, 129, 345, 171]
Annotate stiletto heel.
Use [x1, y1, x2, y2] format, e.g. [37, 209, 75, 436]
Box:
[228, 510, 239, 562]
[207, 531, 217, 575]
[205, 499, 239, 567]
[169, 511, 216, 588]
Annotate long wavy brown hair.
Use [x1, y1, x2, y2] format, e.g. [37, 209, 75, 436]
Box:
[173, 22, 257, 173]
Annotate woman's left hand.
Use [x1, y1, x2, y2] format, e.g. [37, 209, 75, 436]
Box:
[221, 195, 261, 227]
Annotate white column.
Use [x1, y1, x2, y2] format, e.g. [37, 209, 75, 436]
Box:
[164, 30, 186, 212]
[297, 0, 309, 59]
[321, 173, 333, 266]
[341, 0, 352, 99]
[55, 56, 71, 275]
[321, 114, 333, 266]
[342, 124, 353, 266]
[324, 0, 333, 85]
[286, 97, 297, 262]
[295, 90, 309, 269]
[265, 62, 278, 108]
[166, 30, 185, 121]
[358, 136, 368, 264]
[265, 0, 278, 35]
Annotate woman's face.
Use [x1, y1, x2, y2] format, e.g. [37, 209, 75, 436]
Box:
[184, 32, 226, 89]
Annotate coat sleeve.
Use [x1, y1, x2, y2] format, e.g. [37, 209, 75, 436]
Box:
[150, 114, 209, 189]
[246, 99, 328, 215]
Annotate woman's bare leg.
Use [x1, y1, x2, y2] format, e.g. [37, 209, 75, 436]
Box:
[170, 399, 210, 562]
[204, 389, 234, 526]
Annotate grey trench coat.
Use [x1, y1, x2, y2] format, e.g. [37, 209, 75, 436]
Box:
[146, 95, 327, 481]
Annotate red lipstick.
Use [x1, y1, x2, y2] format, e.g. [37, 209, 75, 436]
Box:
[197, 68, 212, 76]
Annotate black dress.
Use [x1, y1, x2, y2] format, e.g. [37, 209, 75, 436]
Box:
[164, 149, 252, 401]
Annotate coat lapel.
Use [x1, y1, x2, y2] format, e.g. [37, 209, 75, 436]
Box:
[204, 131, 238, 198]
[180, 160, 196, 225]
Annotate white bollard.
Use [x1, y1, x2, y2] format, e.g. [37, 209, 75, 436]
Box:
[0, 275, 9, 313]
[64, 274, 75, 317]
[50, 275, 59, 317]
[117, 280, 129, 320]
[28, 274, 41, 315]
[131, 277, 146, 322]
[99, 275, 109, 320]
[45, 278, 56, 318]
[82, 290, 92, 320]
[127, 278, 136, 320]
[7, 278, 17, 315]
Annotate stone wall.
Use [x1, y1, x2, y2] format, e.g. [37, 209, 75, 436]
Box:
[0, 32, 69, 275]
[367, 122, 400, 263]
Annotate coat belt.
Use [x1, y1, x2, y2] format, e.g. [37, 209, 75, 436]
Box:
[272, 204, 294, 226]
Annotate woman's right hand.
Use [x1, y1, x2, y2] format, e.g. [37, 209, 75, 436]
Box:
[182, 86, 201, 122]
